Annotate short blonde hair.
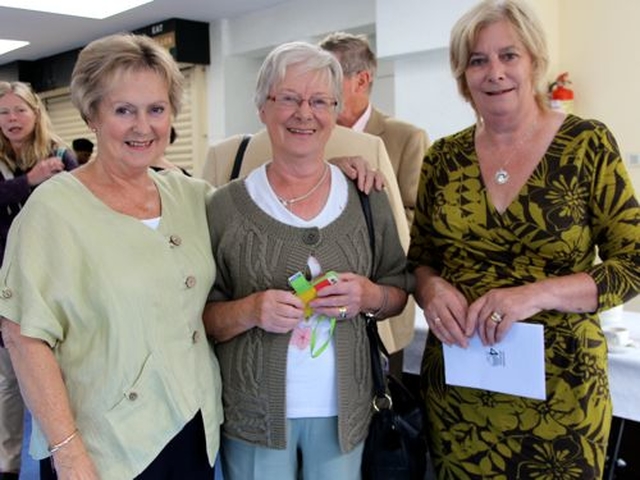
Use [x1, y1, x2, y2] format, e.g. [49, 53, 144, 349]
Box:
[0, 81, 65, 171]
[70, 33, 183, 123]
[450, 0, 549, 111]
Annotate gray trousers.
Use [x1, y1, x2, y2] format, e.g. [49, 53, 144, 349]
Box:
[0, 347, 23, 473]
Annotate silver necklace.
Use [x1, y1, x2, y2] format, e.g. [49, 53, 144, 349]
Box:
[493, 121, 538, 185]
[274, 164, 329, 209]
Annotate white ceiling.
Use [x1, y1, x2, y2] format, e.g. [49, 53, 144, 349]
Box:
[0, 0, 287, 65]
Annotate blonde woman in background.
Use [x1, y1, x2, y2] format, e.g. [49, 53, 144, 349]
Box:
[0, 80, 78, 480]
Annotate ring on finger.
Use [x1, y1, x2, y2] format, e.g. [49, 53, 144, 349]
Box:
[490, 311, 504, 324]
[432, 316, 441, 325]
[338, 306, 348, 320]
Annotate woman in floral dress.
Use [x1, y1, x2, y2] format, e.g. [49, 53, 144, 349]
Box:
[408, 1, 640, 478]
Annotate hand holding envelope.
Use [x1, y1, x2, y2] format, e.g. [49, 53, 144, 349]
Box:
[443, 323, 546, 400]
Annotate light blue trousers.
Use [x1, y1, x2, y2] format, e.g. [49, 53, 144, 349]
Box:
[220, 417, 363, 480]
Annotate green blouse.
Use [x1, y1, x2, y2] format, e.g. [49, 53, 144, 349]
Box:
[0, 170, 223, 479]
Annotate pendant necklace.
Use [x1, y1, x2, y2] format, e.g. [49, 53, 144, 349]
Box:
[492, 120, 538, 185]
[274, 164, 329, 209]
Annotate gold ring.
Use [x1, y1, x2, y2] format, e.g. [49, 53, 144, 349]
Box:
[490, 311, 504, 324]
[338, 306, 348, 319]
[433, 317, 441, 324]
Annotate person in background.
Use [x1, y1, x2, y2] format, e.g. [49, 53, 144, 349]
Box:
[0, 80, 78, 480]
[319, 31, 429, 227]
[0, 34, 222, 480]
[320, 32, 427, 375]
[151, 126, 191, 175]
[71, 137, 94, 165]
[204, 41, 412, 480]
[408, 1, 640, 479]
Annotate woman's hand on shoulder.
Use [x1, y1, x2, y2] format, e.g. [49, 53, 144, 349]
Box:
[328, 156, 386, 193]
[414, 266, 470, 347]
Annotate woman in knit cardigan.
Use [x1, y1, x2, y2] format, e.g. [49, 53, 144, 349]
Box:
[203, 41, 412, 480]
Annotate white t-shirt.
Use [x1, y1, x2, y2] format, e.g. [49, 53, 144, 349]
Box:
[246, 163, 348, 418]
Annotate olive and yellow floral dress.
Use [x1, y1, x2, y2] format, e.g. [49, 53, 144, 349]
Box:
[408, 115, 640, 479]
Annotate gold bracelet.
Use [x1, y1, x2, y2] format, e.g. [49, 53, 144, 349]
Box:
[48, 428, 79, 454]
[369, 285, 389, 319]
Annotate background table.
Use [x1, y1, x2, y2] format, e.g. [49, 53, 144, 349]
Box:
[404, 308, 640, 480]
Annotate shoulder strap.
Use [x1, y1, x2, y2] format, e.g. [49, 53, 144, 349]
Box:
[229, 134, 252, 181]
[357, 184, 392, 370]
[356, 185, 375, 259]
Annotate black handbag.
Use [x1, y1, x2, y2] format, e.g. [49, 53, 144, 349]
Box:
[362, 316, 428, 480]
[356, 187, 427, 480]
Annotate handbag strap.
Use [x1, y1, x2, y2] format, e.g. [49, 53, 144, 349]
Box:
[356, 186, 391, 405]
[366, 315, 389, 403]
[356, 187, 375, 259]
[229, 134, 252, 181]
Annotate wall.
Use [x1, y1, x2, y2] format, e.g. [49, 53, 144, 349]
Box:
[557, 0, 640, 191]
[206, 0, 376, 147]
[557, 0, 640, 312]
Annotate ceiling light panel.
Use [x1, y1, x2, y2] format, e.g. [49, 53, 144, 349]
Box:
[0, 39, 29, 56]
[0, 0, 153, 19]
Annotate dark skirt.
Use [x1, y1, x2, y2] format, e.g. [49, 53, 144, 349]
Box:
[40, 411, 213, 480]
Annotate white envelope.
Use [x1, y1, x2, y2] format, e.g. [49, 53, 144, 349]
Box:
[443, 322, 546, 400]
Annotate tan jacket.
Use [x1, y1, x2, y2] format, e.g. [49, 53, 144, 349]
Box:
[365, 108, 430, 227]
[198, 125, 415, 353]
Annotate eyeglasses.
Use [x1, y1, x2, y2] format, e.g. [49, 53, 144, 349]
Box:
[266, 93, 338, 112]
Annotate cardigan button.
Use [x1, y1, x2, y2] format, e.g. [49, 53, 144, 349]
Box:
[302, 229, 320, 245]
[1, 288, 12, 299]
[169, 235, 182, 247]
[185, 276, 197, 288]
[192, 331, 200, 344]
[127, 392, 138, 401]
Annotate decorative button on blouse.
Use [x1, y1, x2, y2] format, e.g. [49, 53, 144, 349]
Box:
[185, 276, 197, 288]
[1, 288, 12, 299]
[169, 235, 182, 247]
[127, 392, 138, 401]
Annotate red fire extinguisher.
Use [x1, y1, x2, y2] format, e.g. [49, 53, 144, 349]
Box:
[549, 72, 574, 113]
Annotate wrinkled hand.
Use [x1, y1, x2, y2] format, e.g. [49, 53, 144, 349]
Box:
[52, 437, 99, 480]
[309, 272, 367, 320]
[27, 157, 65, 186]
[416, 275, 469, 347]
[329, 156, 386, 194]
[467, 285, 541, 346]
[254, 289, 305, 334]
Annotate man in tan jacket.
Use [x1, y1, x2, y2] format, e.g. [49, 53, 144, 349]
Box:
[198, 125, 415, 356]
[320, 32, 430, 227]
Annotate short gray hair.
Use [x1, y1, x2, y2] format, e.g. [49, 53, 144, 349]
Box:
[319, 32, 377, 80]
[254, 41, 343, 112]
